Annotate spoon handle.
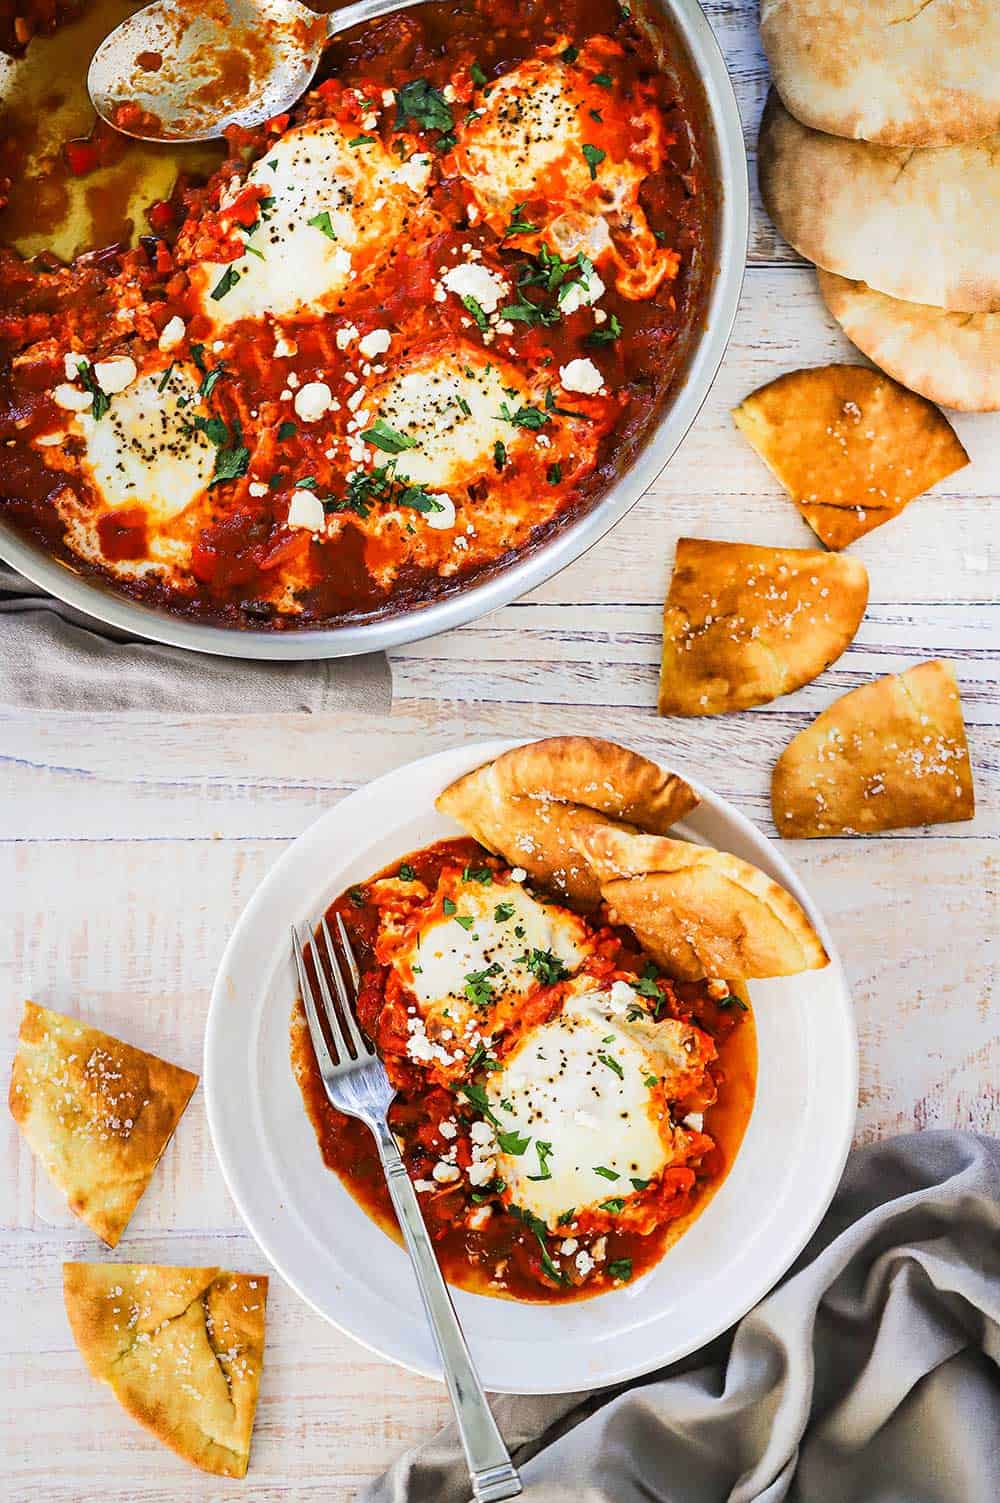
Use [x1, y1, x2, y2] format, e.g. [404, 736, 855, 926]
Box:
[325, 0, 433, 40]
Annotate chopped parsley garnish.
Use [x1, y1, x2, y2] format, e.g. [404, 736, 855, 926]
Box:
[505, 201, 539, 236]
[470, 61, 487, 87]
[592, 71, 613, 88]
[547, 462, 563, 486]
[493, 902, 515, 922]
[455, 915, 476, 932]
[395, 77, 454, 135]
[198, 361, 229, 398]
[191, 415, 249, 486]
[75, 361, 109, 421]
[581, 143, 606, 180]
[593, 1165, 619, 1181]
[189, 342, 207, 373]
[307, 210, 338, 240]
[630, 1176, 652, 1191]
[718, 993, 749, 1011]
[277, 420, 297, 441]
[464, 961, 502, 1005]
[557, 1207, 576, 1224]
[527, 1139, 554, 1181]
[631, 973, 663, 1000]
[295, 476, 317, 489]
[600, 1197, 625, 1213]
[267, 157, 278, 170]
[210, 264, 241, 301]
[589, 108, 603, 123]
[643, 1074, 658, 1089]
[397, 863, 416, 880]
[459, 1081, 503, 1129]
[597, 1052, 624, 1079]
[497, 1127, 531, 1155]
[467, 1042, 499, 1073]
[156, 362, 175, 394]
[348, 886, 365, 907]
[443, 897, 457, 915]
[493, 439, 507, 472]
[462, 865, 493, 884]
[510, 1205, 564, 1284]
[587, 312, 623, 346]
[362, 418, 417, 453]
[500, 401, 548, 430]
[461, 294, 489, 331]
[608, 1257, 633, 1282]
[323, 461, 442, 520]
[436, 130, 458, 153]
[560, 44, 579, 63]
[517, 948, 570, 986]
[348, 134, 376, 147]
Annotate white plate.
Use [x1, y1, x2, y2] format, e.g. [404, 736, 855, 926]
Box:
[205, 741, 857, 1394]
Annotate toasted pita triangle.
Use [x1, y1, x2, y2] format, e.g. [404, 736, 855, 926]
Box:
[9, 1002, 197, 1246]
[64, 1262, 268, 1477]
[580, 825, 828, 981]
[733, 364, 969, 548]
[772, 659, 975, 837]
[659, 538, 868, 715]
[436, 736, 699, 908]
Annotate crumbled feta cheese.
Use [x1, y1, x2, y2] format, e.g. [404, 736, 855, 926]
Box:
[591, 1236, 607, 1262]
[439, 1119, 457, 1140]
[559, 1237, 579, 1255]
[432, 1160, 461, 1184]
[510, 867, 527, 882]
[390, 152, 432, 193]
[469, 1120, 495, 1146]
[414, 1179, 437, 1194]
[248, 481, 269, 498]
[157, 316, 186, 352]
[467, 1157, 496, 1187]
[294, 381, 333, 422]
[608, 980, 639, 1014]
[93, 356, 137, 394]
[63, 352, 84, 381]
[468, 1204, 493, 1230]
[336, 323, 359, 350]
[381, 88, 395, 107]
[286, 490, 325, 532]
[575, 1249, 595, 1277]
[425, 493, 456, 531]
[358, 327, 392, 360]
[273, 335, 298, 358]
[52, 383, 92, 412]
[441, 261, 508, 314]
[683, 1112, 704, 1132]
[286, 371, 300, 389]
[559, 357, 603, 395]
[558, 265, 605, 315]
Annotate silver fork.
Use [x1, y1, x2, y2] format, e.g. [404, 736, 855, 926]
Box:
[292, 914, 523, 1503]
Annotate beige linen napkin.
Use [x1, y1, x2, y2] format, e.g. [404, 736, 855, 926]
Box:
[0, 564, 392, 712]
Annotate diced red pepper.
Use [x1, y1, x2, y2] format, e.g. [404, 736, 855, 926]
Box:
[63, 139, 100, 177]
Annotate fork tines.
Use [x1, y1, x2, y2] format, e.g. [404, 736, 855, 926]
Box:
[292, 914, 373, 1069]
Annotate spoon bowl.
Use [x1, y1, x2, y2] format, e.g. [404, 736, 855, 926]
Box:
[87, 0, 417, 142]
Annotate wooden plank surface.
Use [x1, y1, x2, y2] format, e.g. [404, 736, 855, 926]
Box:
[2, 2, 998, 1498]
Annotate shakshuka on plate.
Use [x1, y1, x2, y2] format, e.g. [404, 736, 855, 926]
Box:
[291, 838, 755, 1302]
[0, 0, 714, 629]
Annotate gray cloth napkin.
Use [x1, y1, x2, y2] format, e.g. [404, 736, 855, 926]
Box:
[0, 564, 391, 712]
[366, 1130, 1000, 1503]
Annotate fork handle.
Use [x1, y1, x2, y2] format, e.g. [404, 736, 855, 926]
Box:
[372, 1120, 523, 1502]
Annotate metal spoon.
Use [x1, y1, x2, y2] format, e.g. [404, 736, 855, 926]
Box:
[88, 0, 427, 143]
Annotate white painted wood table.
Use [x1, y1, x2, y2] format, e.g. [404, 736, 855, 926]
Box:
[2, 4, 997, 1499]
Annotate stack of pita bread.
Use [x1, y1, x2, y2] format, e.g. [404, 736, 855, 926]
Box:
[758, 0, 1000, 410]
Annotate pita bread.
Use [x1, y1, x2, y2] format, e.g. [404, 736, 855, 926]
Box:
[760, 0, 1000, 148]
[758, 91, 1000, 313]
[819, 271, 1000, 413]
[659, 538, 868, 715]
[772, 659, 975, 837]
[8, 1002, 197, 1246]
[732, 365, 968, 549]
[436, 736, 699, 909]
[580, 825, 828, 981]
[64, 1262, 268, 1477]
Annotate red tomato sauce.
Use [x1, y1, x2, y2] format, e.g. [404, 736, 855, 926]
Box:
[290, 837, 756, 1303]
[0, 0, 715, 631]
